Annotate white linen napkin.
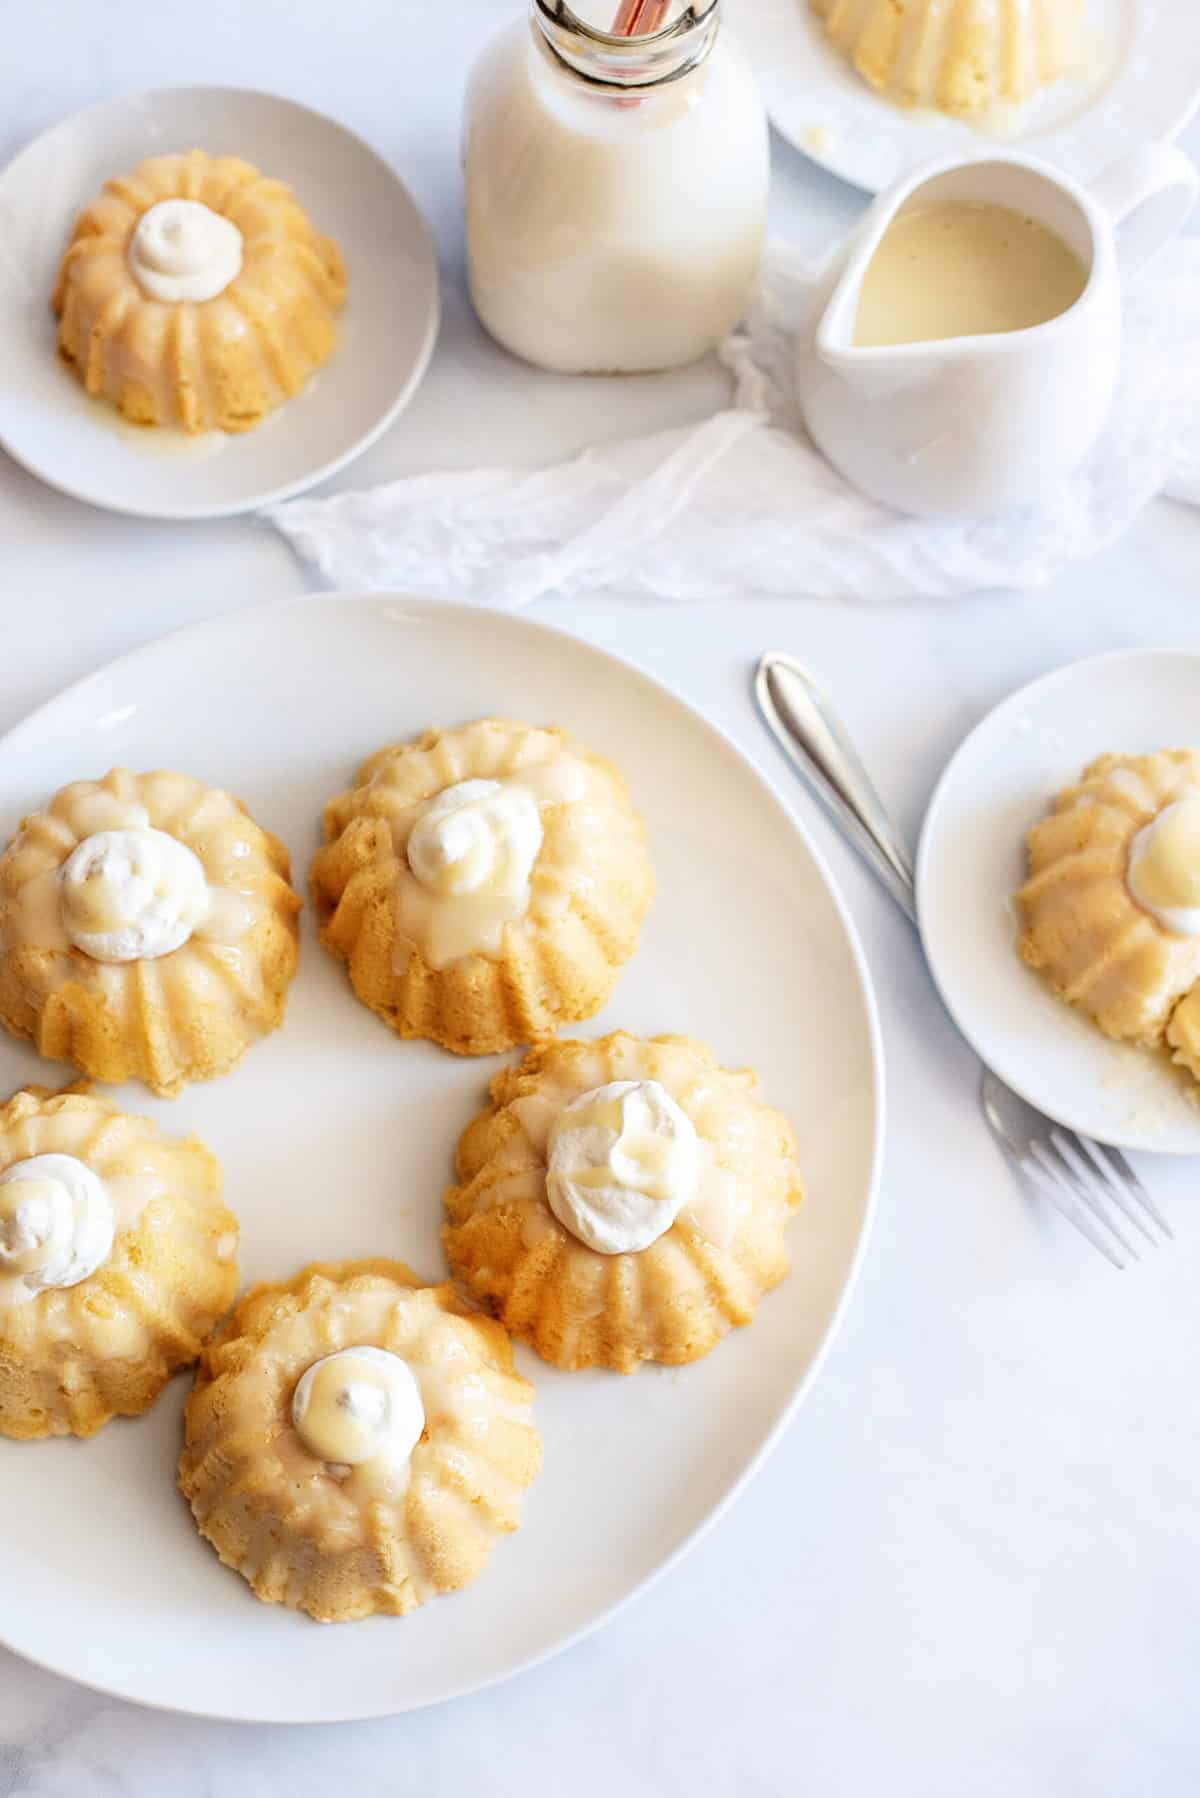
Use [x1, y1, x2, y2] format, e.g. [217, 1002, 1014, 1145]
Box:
[267, 237, 1200, 604]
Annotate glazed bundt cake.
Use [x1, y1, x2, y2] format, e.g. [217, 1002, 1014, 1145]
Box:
[179, 1260, 542, 1622]
[1017, 750, 1200, 1084]
[312, 719, 655, 1057]
[0, 1084, 238, 1440]
[444, 1032, 804, 1373]
[0, 767, 302, 1095]
[812, 0, 1084, 120]
[52, 150, 347, 433]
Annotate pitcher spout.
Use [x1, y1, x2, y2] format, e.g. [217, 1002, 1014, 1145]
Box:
[814, 298, 946, 398]
[810, 196, 947, 398]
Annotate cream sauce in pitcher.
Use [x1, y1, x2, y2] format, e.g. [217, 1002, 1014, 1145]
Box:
[854, 202, 1088, 349]
[796, 145, 1198, 517]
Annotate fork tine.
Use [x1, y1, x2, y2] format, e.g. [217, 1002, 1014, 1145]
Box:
[1029, 1137, 1140, 1262]
[1078, 1138, 1175, 1239]
[1037, 1135, 1141, 1260]
[1020, 1149, 1128, 1270]
[978, 1066, 1167, 1269]
[1052, 1129, 1158, 1247]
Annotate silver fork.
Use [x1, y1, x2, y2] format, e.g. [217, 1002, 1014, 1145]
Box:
[755, 650, 1172, 1270]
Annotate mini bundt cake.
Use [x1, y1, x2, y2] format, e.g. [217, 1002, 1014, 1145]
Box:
[0, 767, 302, 1096]
[0, 1084, 238, 1440]
[1017, 750, 1200, 1085]
[311, 719, 655, 1057]
[811, 0, 1084, 121]
[444, 1031, 804, 1373]
[179, 1260, 542, 1622]
[53, 149, 347, 433]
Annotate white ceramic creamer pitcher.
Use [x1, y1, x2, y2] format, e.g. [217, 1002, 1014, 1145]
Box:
[796, 144, 1198, 518]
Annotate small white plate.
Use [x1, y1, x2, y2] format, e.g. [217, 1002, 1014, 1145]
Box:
[0, 87, 439, 520]
[917, 648, 1200, 1156]
[726, 0, 1200, 194]
[0, 595, 882, 1721]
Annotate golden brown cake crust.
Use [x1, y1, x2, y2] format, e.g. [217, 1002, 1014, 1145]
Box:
[811, 0, 1083, 120]
[444, 1031, 803, 1373]
[0, 1083, 238, 1440]
[311, 720, 655, 1056]
[179, 1259, 542, 1623]
[1016, 749, 1200, 1080]
[0, 767, 302, 1096]
[52, 150, 347, 434]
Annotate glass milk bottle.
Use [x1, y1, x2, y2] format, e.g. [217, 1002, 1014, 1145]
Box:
[464, 0, 769, 374]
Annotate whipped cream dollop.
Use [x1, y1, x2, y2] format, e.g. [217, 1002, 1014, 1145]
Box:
[407, 779, 544, 899]
[60, 826, 210, 962]
[1128, 795, 1200, 936]
[0, 1154, 115, 1294]
[128, 199, 243, 303]
[545, 1079, 701, 1255]
[292, 1347, 425, 1469]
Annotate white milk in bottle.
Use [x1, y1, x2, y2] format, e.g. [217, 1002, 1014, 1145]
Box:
[464, 0, 769, 374]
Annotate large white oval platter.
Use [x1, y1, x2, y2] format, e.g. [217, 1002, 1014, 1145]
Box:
[0, 595, 881, 1722]
[0, 88, 439, 520]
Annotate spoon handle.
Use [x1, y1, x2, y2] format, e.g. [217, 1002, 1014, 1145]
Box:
[754, 651, 918, 927]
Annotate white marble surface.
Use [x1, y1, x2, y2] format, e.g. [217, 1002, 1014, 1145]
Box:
[4, 4, 1200, 1792]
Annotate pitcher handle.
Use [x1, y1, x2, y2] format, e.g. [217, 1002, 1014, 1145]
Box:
[1090, 143, 1198, 279]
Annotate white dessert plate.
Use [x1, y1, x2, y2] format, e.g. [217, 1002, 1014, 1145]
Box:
[917, 648, 1200, 1157]
[0, 87, 439, 520]
[725, 0, 1200, 194]
[0, 594, 882, 1722]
